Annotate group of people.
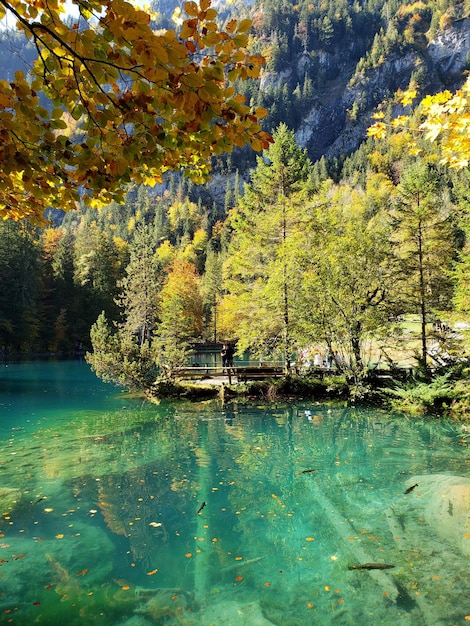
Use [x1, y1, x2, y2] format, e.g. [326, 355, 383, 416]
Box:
[299, 347, 343, 370]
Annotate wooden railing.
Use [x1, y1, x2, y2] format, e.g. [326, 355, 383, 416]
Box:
[174, 365, 285, 384]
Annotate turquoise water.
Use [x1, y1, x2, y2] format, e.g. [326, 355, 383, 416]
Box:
[0, 361, 469, 625]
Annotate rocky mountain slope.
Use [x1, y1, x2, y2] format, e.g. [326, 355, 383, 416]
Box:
[271, 17, 470, 161]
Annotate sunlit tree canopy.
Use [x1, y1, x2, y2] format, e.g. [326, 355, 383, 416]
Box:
[368, 77, 470, 170]
[0, 0, 271, 223]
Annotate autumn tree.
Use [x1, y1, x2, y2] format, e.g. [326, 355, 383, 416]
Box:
[368, 77, 470, 169]
[391, 162, 455, 369]
[222, 124, 313, 368]
[153, 258, 204, 377]
[295, 181, 397, 380]
[0, 0, 271, 223]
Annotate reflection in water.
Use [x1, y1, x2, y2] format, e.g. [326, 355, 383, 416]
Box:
[0, 362, 469, 625]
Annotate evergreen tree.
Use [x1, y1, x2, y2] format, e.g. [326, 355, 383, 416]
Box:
[392, 162, 455, 369]
[0, 221, 41, 352]
[222, 124, 313, 368]
[118, 225, 161, 346]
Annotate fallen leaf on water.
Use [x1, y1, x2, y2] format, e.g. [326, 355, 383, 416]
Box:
[235, 576, 243, 581]
[305, 537, 315, 542]
[330, 555, 338, 560]
[149, 522, 162, 527]
[264, 582, 271, 587]
[185, 553, 192, 558]
[235, 556, 243, 561]
[324, 586, 330, 591]
[44, 508, 53, 513]
[171, 595, 178, 600]
[121, 585, 130, 591]
[76, 569, 89, 577]
[307, 603, 313, 608]
[55, 534, 64, 539]
[32, 601, 40, 606]
[146, 569, 157, 576]
[44, 585, 53, 590]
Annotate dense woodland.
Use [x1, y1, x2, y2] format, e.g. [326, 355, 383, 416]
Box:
[1, 0, 470, 414]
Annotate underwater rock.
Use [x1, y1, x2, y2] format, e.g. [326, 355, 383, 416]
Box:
[409, 474, 470, 557]
[116, 615, 153, 626]
[134, 588, 191, 621]
[197, 599, 276, 625]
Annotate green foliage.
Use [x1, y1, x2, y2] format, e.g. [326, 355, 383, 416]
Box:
[382, 374, 456, 415]
[87, 312, 159, 390]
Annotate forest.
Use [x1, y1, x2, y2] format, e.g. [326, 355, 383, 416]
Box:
[1, 0, 470, 416]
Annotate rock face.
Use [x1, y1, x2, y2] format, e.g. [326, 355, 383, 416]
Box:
[428, 18, 470, 77]
[294, 18, 470, 161]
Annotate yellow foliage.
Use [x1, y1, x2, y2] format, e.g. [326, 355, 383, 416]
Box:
[368, 76, 470, 169]
[0, 0, 272, 224]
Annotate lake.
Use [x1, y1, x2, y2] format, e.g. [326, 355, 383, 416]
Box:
[0, 360, 468, 625]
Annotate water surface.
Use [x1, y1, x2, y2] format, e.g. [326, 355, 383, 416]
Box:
[0, 361, 468, 625]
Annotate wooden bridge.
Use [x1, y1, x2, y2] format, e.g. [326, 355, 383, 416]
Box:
[174, 365, 286, 384]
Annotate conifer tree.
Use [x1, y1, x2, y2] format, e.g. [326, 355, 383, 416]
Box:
[392, 162, 455, 369]
[222, 124, 313, 368]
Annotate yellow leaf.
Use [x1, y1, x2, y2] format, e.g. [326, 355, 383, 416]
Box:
[367, 122, 387, 139]
[184, 1, 199, 16]
[399, 89, 417, 107]
[237, 19, 252, 33]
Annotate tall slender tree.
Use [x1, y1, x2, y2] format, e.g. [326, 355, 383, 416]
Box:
[392, 162, 455, 368]
[222, 124, 313, 368]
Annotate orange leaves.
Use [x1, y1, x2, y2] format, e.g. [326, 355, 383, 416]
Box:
[0, 0, 270, 223]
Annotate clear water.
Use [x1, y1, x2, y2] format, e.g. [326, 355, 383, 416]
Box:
[0, 361, 469, 626]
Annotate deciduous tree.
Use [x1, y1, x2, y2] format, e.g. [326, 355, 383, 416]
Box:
[221, 124, 313, 368]
[0, 0, 271, 223]
[368, 78, 470, 169]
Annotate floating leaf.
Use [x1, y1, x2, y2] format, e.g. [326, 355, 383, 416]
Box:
[149, 522, 162, 527]
[55, 534, 64, 539]
[235, 576, 243, 581]
[146, 569, 157, 576]
[76, 569, 89, 577]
